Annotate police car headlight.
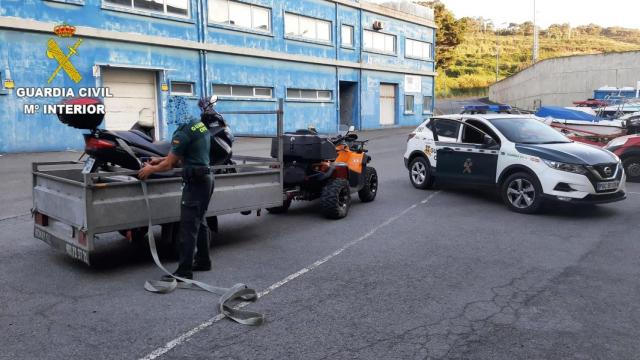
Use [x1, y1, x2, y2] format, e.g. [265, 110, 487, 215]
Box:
[542, 159, 588, 175]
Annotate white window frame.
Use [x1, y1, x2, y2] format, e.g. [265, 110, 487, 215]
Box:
[341, 24, 354, 47]
[423, 95, 434, 114]
[363, 29, 396, 55]
[404, 95, 415, 114]
[284, 12, 332, 43]
[103, 0, 190, 18]
[286, 88, 333, 101]
[208, 0, 272, 33]
[213, 84, 273, 99]
[405, 38, 433, 61]
[170, 81, 195, 96]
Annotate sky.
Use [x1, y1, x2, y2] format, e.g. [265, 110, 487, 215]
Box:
[438, 0, 640, 29]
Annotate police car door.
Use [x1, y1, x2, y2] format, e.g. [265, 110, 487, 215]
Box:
[434, 118, 500, 185]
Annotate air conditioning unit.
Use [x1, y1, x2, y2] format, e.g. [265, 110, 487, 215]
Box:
[372, 21, 384, 30]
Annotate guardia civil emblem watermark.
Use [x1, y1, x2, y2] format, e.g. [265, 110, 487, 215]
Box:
[46, 23, 83, 84]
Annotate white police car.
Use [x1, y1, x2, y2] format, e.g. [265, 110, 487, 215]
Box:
[404, 113, 626, 213]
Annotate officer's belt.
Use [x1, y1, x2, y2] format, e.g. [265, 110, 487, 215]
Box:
[182, 166, 211, 179]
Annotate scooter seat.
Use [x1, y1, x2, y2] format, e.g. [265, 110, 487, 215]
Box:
[131, 129, 153, 142]
[146, 141, 171, 155]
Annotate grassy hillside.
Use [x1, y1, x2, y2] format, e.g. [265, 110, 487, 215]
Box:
[439, 32, 640, 97]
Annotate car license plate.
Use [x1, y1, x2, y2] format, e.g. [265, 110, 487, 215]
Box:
[82, 157, 95, 174]
[597, 181, 619, 191]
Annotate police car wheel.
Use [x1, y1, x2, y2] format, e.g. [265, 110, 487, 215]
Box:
[501, 172, 543, 214]
[623, 156, 640, 182]
[409, 157, 433, 189]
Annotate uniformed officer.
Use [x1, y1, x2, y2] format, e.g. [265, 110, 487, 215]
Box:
[138, 119, 213, 280]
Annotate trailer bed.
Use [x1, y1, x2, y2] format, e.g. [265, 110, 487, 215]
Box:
[32, 156, 283, 264]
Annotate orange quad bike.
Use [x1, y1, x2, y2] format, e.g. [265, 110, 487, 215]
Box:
[268, 125, 378, 219]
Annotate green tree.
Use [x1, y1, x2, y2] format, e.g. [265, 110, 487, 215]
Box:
[419, 1, 467, 70]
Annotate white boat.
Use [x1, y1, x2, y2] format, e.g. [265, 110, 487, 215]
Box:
[535, 106, 625, 137]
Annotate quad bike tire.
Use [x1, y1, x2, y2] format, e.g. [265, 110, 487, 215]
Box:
[321, 178, 351, 219]
[358, 167, 378, 202]
[267, 199, 292, 214]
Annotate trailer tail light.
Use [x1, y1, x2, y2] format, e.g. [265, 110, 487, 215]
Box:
[85, 137, 116, 151]
[407, 133, 416, 142]
[34, 212, 49, 226]
[77, 230, 88, 246]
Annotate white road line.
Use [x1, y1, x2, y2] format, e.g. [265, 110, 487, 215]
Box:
[628, 192, 640, 195]
[0, 212, 30, 223]
[139, 191, 440, 360]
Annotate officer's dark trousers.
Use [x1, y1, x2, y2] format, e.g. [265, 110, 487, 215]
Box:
[176, 174, 214, 275]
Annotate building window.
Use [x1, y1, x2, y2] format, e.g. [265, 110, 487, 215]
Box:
[423, 96, 433, 114]
[170, 81, 194, 96]
[406, 39, 432, 60]
[363, 30, 396, 54]
[285, 13, 331, 43]
[405, 95, 415, 114]
[341, 25, 354, 47]
[104, 0, 189, 17]
[287, 88, 332, 101]
[213, 84, 273, 98]
[209, 0, 271, 32]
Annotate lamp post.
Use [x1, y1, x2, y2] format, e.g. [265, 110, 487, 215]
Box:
[533, 0, 539, 63]
[495, 22, 508, 82]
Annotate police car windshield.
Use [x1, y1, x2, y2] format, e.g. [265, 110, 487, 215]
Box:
[488, 118, 571, 144]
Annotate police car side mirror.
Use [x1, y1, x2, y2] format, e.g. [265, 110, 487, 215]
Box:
[482, 135, 498, 149]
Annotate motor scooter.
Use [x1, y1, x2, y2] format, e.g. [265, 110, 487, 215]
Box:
[56, 96, 233, 173]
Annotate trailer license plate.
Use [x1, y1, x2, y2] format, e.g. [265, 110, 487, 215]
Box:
[82, 157, 95, 174]
[597, 181, 619, 191]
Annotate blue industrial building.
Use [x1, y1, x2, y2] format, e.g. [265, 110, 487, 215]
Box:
[0, 0, 436, 153]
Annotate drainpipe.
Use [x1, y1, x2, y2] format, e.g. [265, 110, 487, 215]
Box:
[358, 5, 363, 130]
[335, 2, 340, 132]
[197, 0, 208, 97]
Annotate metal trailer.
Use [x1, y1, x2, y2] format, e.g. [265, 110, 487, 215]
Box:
[31, 101, 285, 265]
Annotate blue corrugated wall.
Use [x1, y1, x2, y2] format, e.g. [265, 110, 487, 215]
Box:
[0, 0, 436, 153]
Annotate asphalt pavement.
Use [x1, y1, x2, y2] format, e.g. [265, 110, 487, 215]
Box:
[2, 127, 640, 360]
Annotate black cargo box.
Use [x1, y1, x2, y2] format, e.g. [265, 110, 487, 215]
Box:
[271, 132, 336, 161]
[56, 97, 105, 130]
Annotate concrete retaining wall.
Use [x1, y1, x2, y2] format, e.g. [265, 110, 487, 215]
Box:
[488, 51, 640, 110]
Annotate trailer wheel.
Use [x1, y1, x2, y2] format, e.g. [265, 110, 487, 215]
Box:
[321, 179, 351, 219]
[118, 227, 148, 243]
[267, 199, 292, 214]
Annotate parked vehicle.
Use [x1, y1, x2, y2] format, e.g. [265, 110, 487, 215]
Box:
[404, 114, 626, 213]
[605, 134, 640, 182]
[267, 126, 378, 219]
[56, 96, 234, 173]
[535, 106, 625, 137]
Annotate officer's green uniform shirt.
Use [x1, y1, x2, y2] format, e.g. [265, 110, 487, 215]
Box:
[171, 121, 210, 167]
